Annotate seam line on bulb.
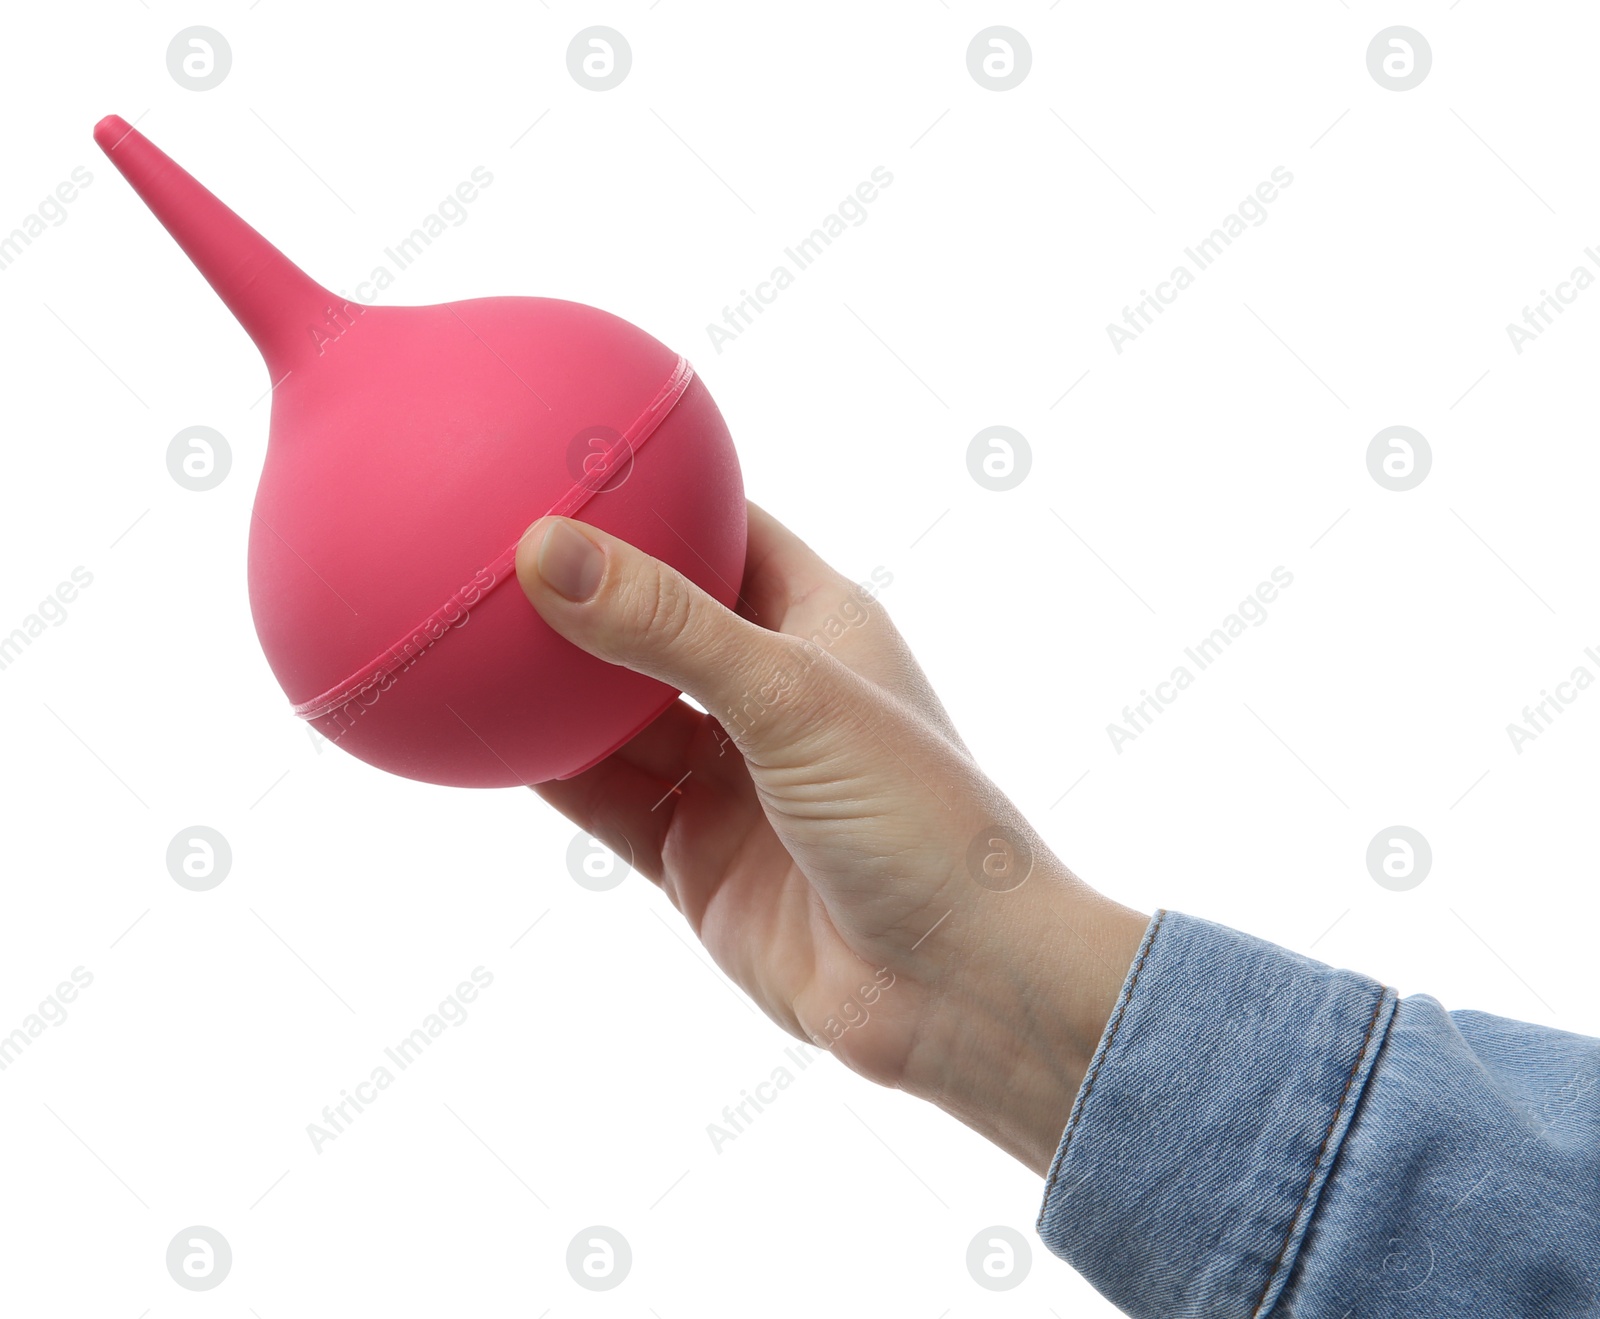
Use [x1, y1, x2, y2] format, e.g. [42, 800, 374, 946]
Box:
[288, 355, 696, 722]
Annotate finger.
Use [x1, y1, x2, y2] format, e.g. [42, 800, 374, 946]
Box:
[536, 733, 765, 923]
[740, 502, 968, 752]
[600, 696, 753, 809]
[736, 500, 829, 625]
[533, 751, 676, 884]
[517, 516, 837, 762]
[606, 696, 703, 781]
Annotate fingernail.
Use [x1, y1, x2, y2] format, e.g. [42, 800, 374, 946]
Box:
[537, 520, 604, 602]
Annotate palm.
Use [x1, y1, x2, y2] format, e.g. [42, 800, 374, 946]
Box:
[533, 503, 968, 1083]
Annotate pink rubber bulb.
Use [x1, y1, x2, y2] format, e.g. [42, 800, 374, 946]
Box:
[93, 114, 746, 788]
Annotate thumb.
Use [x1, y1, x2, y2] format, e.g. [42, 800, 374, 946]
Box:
[515, 516, 827, 758]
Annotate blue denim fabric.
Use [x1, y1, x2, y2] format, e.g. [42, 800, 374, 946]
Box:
[1035, 909, 1600, 1317]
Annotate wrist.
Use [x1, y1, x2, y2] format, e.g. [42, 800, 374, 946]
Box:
[904, 864, 1149, 1175]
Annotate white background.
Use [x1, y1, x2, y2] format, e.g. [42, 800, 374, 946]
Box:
[2, 2, 1598, 1314]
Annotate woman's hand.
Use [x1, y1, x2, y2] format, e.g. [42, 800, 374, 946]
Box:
[516, 502, 1148, 1174]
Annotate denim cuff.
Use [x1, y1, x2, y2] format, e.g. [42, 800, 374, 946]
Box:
[1035, 909, 1397, 1319]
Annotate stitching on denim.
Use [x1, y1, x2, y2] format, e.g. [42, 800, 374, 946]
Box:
[1041, 907, 1167, 1210]
[1249, 987, 1389, 1319]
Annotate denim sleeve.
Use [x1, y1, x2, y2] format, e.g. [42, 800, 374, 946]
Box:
[1034, 908, 1600, 1318]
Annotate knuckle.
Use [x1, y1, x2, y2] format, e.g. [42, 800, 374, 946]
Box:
[774, 628, 827, 675]
[767, 632, 846, 717]
[630, 563, 696, 652]
[717, 630, 830, 747]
